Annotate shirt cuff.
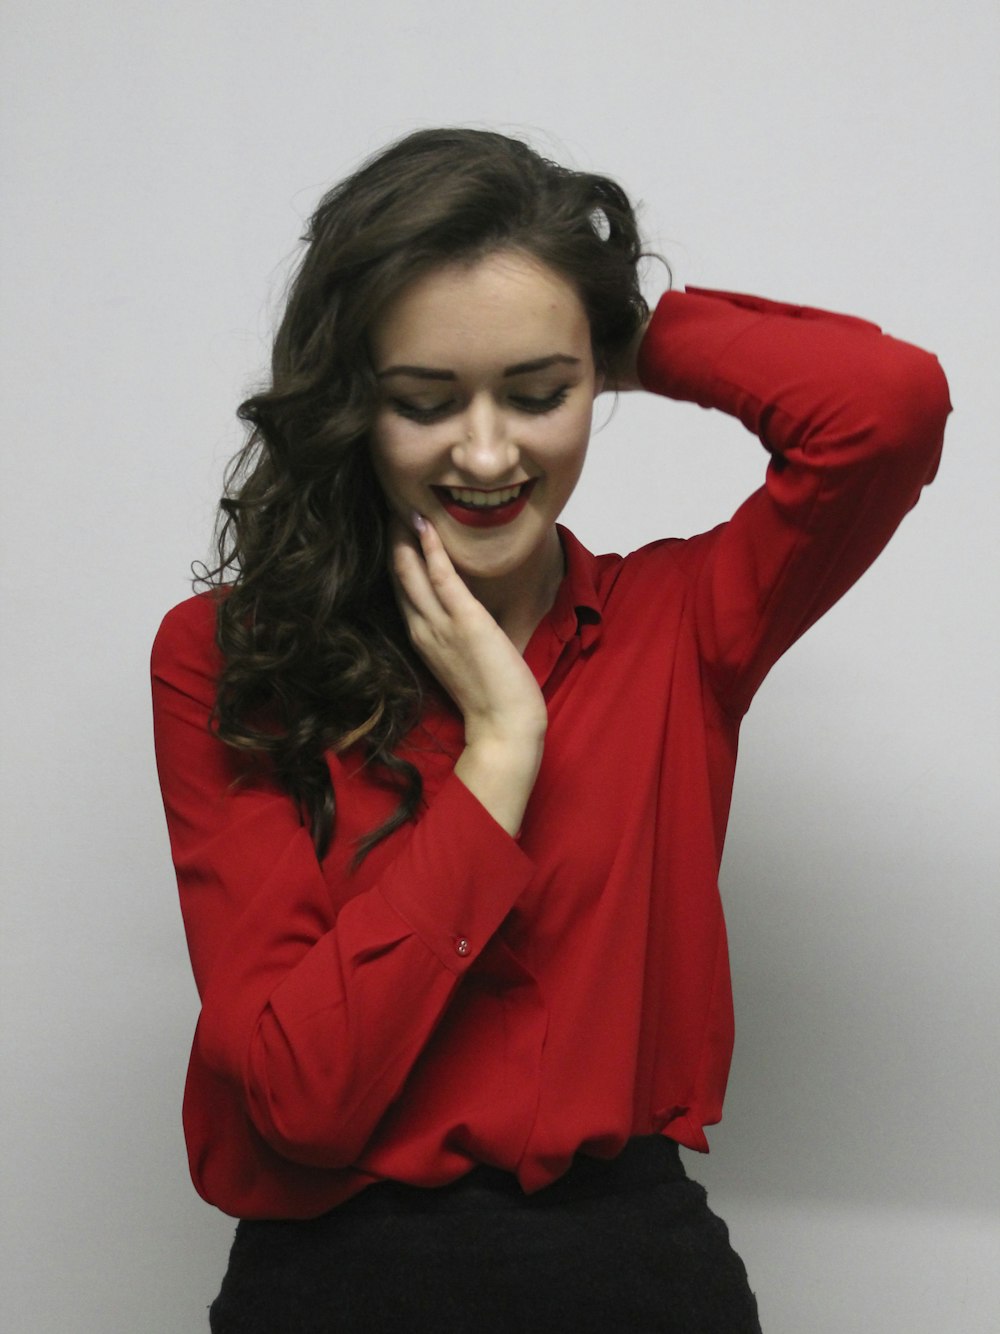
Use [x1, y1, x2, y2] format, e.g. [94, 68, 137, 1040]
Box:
[376, 771, 536, 973]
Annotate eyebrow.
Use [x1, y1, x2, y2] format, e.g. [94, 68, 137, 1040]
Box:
[376, 354, 581, 381]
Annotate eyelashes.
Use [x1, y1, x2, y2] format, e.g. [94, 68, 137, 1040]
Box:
[388, 387, 570, 425]
[513, 387, 571, 415]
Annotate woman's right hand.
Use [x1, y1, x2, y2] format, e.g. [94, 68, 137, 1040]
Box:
[389, 515, 547, 836]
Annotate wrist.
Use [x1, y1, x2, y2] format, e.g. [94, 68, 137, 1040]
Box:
[461, 726, 545, 775]
[454, 736, 544, 837]
[605, 314, 652, 393]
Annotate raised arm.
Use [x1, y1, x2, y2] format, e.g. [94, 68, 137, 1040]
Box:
[634, 286, 952, 713]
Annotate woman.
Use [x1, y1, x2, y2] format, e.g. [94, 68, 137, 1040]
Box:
[151, 128, 951, 1332]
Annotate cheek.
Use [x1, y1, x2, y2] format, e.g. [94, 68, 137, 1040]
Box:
[369, 422, 417, 498]
[543, 412, 592, 483]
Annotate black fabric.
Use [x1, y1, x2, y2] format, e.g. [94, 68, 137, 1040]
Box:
[208, 1137, 762, 1333]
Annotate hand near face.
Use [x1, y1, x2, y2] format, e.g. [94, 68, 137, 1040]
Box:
[369, 252, 598, 602]
[599, 314, 652, 394]
[389, 515, 547, 835]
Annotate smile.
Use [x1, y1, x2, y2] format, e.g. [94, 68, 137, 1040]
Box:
[431, 479, 536, 528]
[439, 482, 530, 509]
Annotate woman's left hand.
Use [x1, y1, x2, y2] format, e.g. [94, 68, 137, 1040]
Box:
[600, 314, 651, 393]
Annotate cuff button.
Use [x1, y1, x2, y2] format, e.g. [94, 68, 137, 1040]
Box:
[454, 937, 471, 957]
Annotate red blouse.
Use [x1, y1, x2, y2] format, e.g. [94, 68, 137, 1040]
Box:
[151, 286, 951, 1220]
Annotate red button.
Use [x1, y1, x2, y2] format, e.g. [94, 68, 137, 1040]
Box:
[455, 937, 471, 957]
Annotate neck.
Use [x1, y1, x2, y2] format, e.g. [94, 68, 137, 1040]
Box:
[465, 527, 565, 653]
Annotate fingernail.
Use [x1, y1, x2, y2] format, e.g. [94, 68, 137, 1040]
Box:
[411, 511, 427, 533]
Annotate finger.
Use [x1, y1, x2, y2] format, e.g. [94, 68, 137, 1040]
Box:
[388, 518, 445, 623]
[412, 515, 480, 618]
[387, 556, 438, 659]
[387, 513, 423, 562]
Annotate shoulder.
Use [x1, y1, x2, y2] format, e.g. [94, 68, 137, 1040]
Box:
[150, 590, 224, 692]
[601, 526, 727, 602]
[560, 522, 729, 615]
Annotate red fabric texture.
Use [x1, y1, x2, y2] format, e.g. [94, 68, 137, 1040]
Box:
[151, 287, 951, 1218]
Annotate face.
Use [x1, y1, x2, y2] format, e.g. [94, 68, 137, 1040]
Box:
[368, 250, 600, 607]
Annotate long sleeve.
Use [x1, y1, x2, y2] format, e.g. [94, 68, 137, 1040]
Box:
[636, 286, 952, 715]
[151, 596, 535, 1195]
[156, 286, 951, 1220]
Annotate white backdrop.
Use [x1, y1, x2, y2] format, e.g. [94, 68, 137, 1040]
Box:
[2, 2, 997, 1330]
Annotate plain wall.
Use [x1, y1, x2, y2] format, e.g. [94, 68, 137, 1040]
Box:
[2, 2, 997, 1329]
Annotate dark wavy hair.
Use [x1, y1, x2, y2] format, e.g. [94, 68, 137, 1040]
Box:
[204, 127, 654, 862]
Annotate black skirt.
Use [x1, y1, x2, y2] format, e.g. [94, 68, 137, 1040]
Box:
[208, 1137, 762, 1333]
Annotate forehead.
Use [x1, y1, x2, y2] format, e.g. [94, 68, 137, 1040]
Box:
[369, 251, 591, 368]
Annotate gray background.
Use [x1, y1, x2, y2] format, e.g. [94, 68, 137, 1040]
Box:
[2, 1, 997, 1329]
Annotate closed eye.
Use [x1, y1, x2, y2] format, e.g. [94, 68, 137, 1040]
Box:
[510, 387, 569, 414]
[388, 397, 457, 424]
[387, 385, 570, 425]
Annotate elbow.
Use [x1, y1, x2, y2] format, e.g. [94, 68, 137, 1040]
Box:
[241, 1015, 383, 1171]
[868, 342, 953, 479]
[248, 1109, 371, 1173]
[247, 1091, 371, 1172]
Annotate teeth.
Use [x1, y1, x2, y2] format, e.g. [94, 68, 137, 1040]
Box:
[446, 483, 526, 508]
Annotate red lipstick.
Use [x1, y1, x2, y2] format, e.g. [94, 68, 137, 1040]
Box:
[432, 480, 536, 528]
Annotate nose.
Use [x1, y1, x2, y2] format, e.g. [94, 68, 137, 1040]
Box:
[451, 394, 518, 481]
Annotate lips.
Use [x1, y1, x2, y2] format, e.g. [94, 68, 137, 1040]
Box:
[431, 479, 537, 528]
